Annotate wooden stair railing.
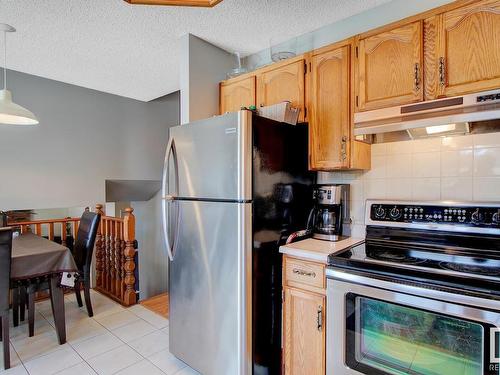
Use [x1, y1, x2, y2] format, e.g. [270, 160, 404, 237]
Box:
[94, 205, 137, 306]
[7, 217, 81, 246]
[7, 204, 138, 307]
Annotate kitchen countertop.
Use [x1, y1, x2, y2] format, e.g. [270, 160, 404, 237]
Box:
[279, 237, 364, 264]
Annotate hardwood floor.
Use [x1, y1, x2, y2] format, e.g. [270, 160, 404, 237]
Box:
[140, 293, 169, 318]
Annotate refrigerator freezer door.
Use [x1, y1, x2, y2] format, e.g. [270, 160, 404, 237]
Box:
[169, 200, 252, 375]
[168, 111, 252, 201]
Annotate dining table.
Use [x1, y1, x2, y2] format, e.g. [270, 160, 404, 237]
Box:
[11, 232, 77, 344]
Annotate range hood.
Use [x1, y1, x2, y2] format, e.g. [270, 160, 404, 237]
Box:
[354, 89, 500, 136]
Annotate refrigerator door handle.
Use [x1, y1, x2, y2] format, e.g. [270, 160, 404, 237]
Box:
[161, 136, 180, 261]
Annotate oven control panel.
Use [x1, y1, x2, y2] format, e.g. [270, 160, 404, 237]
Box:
[370, 203, 500, 227]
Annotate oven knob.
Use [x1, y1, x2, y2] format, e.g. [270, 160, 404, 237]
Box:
[492, 211, 500, 225]
[471, 208, 484, 224]
[375, 206, 386, 218]
[390, 206, 401, 219]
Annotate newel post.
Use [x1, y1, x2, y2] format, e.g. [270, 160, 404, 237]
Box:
[123, 208, 137, 306]
[95, 204, 105, 288]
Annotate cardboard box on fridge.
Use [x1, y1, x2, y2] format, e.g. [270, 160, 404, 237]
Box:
[257, 101, 300, 125]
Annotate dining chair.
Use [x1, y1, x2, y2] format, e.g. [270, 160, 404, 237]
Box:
[0, 227, 12, 370]
[71, 211, 100, 317]
[26, 211, 100, 336]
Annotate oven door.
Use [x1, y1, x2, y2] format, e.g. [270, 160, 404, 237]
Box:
[327, 269, 500, 375]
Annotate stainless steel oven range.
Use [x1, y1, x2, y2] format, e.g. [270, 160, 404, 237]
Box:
[327, 200, 500, 375]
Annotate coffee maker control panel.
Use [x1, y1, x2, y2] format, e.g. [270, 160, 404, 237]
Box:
[313, 185, 343, 205]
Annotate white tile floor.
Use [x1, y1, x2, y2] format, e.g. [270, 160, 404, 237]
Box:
[1, 290, 200, 375]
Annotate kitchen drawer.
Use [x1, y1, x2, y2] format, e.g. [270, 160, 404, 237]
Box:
[284, 257, 325, 292]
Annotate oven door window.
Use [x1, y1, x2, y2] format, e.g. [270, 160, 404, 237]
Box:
[346, 294, 485, 375]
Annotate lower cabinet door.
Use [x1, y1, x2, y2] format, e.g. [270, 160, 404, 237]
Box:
[284, 287, 325, 375]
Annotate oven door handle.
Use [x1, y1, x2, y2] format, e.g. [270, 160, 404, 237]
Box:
[326, 268, 500, 312]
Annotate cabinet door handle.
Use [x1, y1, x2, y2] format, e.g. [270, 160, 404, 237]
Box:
[439, 57, 446, 86]
[292, 268, 316, 278]
[414, 63, 421, 91]
[317, 306, 323, 331]
[341, 136, 347, 161]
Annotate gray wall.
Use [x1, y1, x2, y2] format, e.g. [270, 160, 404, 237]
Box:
[132, 190, 168, 299]
[180, 34, 234, 124]
[0, 69, 180, 211]
[245, 0, 455, 70]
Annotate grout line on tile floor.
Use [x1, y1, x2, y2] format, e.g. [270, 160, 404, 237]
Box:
[5, 292, 174, 375]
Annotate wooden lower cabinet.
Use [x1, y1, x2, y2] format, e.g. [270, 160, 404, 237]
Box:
[283, 256, 326, 374]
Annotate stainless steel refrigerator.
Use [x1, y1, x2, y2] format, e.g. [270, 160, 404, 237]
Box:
[162, 110, 313, 375]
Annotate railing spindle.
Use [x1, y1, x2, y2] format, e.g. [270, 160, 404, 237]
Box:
[95, 204, 104, 289]
[48, 223, 55, 241]
[123, 208, 136, 306]
[121, 237, 126, 300]
[110, 220, 116, 295]
[104, 219, 110, 291]
[114, 221, 121, 299]
[73, 221, 79, 240]
[61, 222, 67, 246]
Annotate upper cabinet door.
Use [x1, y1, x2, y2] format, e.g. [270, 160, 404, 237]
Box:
[256, 59, 306, 122]
[356, 21, 423, 111]
[437, 0, 500, 97]
[309, 45, 350, 170]
[219, 75, 256, 114]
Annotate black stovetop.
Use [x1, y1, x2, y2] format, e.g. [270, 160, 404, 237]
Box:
[331, 241, 500, 279]
[327, 226, 500, 298]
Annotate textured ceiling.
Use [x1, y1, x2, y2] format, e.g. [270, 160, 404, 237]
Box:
[0, 0, 390, 101]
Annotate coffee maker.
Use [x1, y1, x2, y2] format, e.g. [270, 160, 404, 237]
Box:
[310, 185, 350, 241]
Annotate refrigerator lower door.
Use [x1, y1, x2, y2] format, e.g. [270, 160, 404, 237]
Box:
[168, 111, 252, 201]
[170, 200, 252, 375]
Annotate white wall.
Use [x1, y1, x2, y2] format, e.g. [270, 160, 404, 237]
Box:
[319, 133, 500, 238]
[245, 0, 454, 69]
[180, 34, 234, 124]
[0, 70, 180, 211]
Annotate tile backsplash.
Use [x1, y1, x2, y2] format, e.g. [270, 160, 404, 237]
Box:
[318, 132, 500, 238]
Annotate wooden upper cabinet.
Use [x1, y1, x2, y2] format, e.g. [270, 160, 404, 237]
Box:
[256, 58, 306, 122]
[219, 75, 256, 114]
[283, 287, 325, 375]
[309, 45, 350, 170]
[434, 0, 500, 98]
[356, 21, 423, 111]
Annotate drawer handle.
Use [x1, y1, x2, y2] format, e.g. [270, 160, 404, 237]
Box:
[293, 268, 316, 278]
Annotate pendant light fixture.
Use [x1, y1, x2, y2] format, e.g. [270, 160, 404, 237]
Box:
[0, 23, 38, 125]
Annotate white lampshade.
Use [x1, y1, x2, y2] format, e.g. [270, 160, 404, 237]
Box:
[0, 89, 38, 125]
